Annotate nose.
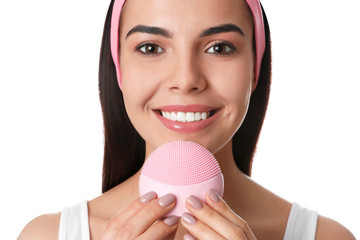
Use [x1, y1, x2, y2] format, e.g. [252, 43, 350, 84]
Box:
[166, 51, 207, 94]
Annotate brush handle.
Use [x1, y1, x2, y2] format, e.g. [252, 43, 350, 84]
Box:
[139, 173, 224, 217]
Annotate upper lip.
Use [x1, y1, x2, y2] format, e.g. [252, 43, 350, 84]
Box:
[154, 104, 219, 112]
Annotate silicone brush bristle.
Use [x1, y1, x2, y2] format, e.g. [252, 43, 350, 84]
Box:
[141, 141, 222, 185]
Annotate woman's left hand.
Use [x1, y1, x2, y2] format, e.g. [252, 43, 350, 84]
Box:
[181, 189, 257, 240]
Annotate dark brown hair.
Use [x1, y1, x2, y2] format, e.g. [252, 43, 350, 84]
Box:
[99, 0, 272, 193]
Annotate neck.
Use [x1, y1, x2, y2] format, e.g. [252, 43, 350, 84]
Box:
[213, 140, 251, 210]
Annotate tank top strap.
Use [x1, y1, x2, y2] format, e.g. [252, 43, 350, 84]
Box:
[283, 202, 318, 240]
[58, 200, 90, 240]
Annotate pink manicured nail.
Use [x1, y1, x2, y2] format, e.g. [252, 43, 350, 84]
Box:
[181, 212, 197, 225]
[183, 233, 195, 240]
[158, 194, 176, 207]
[164, 216, 178, 226]
[187, 195, 203, 210]
[140, 191, 157, 203]
[207, 189, 220, 202]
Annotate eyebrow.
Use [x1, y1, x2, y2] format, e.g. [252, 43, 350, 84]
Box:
[125, 23, 245, 39]
[126, 25, 172, 39]
[200, 23, 245, 38]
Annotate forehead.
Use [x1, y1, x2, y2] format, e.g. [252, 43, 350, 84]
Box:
[119, 0, 253, 38]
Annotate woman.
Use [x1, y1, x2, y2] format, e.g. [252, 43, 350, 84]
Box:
[18, 0, 355, 239]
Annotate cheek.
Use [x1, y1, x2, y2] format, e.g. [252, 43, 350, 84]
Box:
[120, 55, 169, 141]
[228, 80, 252, 130]
[121, 56, 162, 111]
[201, 59, 253, 151]
[206, 58, 253, 114]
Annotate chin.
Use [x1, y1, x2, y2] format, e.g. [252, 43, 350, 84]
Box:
[145, 132, 232, 156]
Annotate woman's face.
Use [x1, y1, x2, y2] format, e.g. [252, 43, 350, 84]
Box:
[119, 0, 255, 155]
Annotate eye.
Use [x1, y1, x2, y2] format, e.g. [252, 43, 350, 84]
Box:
[206, 41, 237, 55]
[135, 42, 165, 55]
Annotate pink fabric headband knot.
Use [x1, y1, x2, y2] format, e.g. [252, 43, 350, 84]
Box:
[110, 0, 265, 90]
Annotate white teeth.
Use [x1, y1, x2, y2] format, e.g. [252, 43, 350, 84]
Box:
[170, 112, 177, 121]
[177, 112, 186, 122]
[186, 112, 195, 122]
[195, 112, 201, 121]
[201, 112, 208, 120]
[165, 112, 171, 119]
[161, 111, 211, 122]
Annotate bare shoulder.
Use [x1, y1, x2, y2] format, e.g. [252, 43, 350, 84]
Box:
[316, 215, 355, 240]
[17, 213, 61, 240]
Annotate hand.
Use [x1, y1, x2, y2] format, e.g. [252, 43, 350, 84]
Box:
[101, 192, 179, 240]
[181, 190, 257, 240]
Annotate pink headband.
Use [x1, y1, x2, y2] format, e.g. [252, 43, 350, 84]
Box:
[110, 0, 265, 90]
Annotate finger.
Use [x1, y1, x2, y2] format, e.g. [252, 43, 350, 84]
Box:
[107, 191, 157, 229]
[115, 193, 176, 239]
[185, 195, 248, 239]
[137, 216, 179, 240]
[183, 233, 196, 240]
[167, 230, 177, 240]
[181, 212, 227, 240]
[206, 190, 256, 239]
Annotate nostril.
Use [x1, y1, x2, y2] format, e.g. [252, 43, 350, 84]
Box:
[166, 66, 207, 92]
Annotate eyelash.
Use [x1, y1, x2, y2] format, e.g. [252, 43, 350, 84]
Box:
[134, 41, 237, 56]
[206, 41, 237, 55]
[135, 42, 165, 56]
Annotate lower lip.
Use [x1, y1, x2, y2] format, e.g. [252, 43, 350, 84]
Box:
[155, 110, 221, 134]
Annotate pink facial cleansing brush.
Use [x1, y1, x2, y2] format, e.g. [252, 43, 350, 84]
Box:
[139, 140, 224, 217]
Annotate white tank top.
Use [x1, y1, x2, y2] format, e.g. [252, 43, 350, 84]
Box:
[58, 201, 318, 240]
[58, 201, 90, 240]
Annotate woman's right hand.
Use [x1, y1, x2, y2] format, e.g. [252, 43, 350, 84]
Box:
[101, 192, 178, 240]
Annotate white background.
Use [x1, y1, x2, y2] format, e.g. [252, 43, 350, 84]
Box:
[1, 0, 359, 239]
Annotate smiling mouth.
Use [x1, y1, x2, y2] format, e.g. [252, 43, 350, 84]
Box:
[158, 110, 217, 123]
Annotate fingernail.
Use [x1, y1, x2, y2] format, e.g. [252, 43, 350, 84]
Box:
[183, 233, 195, 240]
[181, 212, 197, 225]
[164, 216, 178, 226]
[187, 195, 203, 210]
[207, 189, 220, 202]
[140, 191, 157, 203]
[158, 194, 176, 207]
